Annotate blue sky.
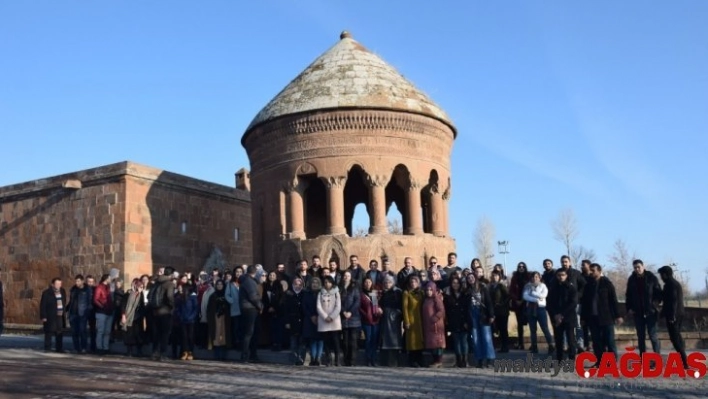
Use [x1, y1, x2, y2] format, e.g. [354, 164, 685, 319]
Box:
[1, 1, 707, 292]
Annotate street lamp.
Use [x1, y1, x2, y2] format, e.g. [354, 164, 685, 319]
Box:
[498, 240, 510, 276]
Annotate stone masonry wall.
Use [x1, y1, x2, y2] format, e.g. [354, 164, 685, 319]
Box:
[123, 171, 252, 283]
[0, 166, 128, 325]
[0, 161, 252, 325]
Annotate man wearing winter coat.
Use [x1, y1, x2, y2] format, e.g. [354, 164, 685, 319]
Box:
[40, 278, 67, 352]
[625, 259, 662, 358]
[239, 264, 263, 362]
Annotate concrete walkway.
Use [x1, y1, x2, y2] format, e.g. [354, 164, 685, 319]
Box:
[1, 335, 706, 398]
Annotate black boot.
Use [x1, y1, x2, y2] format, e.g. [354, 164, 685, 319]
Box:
[476, 360, 483, 368]
[455, 355, 461, 368]
[461, 355, 468, 368]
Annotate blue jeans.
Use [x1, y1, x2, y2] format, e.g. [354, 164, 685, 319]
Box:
[634, 313, 660, 354]
[470, 307, 495, 360]
[310, 339, 324, 362]
[362, 324, 380, 362]
[452, 331, 469, 356]
[95, 313, 113, 351]
[527, 306, 553, 348]
[70, 314, 88, 352]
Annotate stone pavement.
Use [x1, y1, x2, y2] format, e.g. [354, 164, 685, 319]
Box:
[0, 335, 705, 399]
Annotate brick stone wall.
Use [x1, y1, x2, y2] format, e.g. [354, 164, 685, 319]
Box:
[122, 169, 253, 284]
[0, 161, 251, 325]
[0, 165, 128, 325]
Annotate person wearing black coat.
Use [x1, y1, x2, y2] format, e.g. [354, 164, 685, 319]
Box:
[658, 265, 688, 368]
[556, 255, 586, 351]
[547, 268, 578, 361]
[625, 259, 662, 358]
[489, 271, 510, 353]
[466, 274, 495, 368]
[443, 277, 470, 367]
[282, 277, 306, 365]
[581, 264, 622, 364]
[40, 278, 67, 352]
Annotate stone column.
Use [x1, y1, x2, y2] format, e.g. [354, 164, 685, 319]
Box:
[442, 186, 451, 236]
[405, 179, 423, 235]
[323, 176, 347, 235]
[285, 181, 305, 239]
[367, 174, 388, 234]
[429, 184, 444, 237]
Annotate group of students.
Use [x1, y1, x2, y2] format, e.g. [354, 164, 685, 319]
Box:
[36, 251, 690, 369]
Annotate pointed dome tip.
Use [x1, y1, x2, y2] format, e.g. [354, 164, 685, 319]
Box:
[340, 30, 352, 40]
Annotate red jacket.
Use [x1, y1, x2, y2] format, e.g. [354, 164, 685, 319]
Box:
[93, 283, 113, 315]
[359, 291, 381, 325]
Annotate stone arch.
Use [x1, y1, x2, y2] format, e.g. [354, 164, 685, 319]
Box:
[321, 236, 347, 270]
[385, 164, 409, 234]
[299, 173, 327, 238]
[367, 235, 390, 268]
[296, 162, 318, 177]
[344, 164, 370, 236]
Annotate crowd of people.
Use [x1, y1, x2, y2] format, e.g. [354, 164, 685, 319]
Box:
[33, 252, 689, 369]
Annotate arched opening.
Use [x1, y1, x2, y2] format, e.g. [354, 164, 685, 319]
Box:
[301, 174, 327, 238]
[422, 170, 439, 234]
[328, 249, 341, 268]
[386, 164, 409, 235]
[386, 203, 403, 234]
[351, 203, 369, 237]
[343, 165, 370, 236]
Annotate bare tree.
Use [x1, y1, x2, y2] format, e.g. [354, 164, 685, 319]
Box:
[473, 216, 496, 274]
[352, 227, 368, 238]
[551, 208, 579, 256]
[570, 245, 597, 266]
[605, 239, 639, 300]
[665, 259, 692, 299]
[388, 218, 403, 235]
[607, 239, 634, 276]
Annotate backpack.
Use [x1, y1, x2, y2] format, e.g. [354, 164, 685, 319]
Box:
[147, 283, 165, 309]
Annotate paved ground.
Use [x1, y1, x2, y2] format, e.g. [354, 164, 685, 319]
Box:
[0, 335, 705, 398]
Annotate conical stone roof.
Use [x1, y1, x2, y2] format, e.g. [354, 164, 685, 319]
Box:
[244, 31, 455, 135]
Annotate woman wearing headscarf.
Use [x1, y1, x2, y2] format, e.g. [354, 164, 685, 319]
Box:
[421, 281, 446, 368]
[378, 275, 403, 367]
[207, 279, 231, 360]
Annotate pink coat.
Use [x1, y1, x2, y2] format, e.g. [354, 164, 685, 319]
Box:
[422, 293, 446, 349]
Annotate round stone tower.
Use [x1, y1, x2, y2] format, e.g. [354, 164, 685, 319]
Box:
[242, 31, 456, 272]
